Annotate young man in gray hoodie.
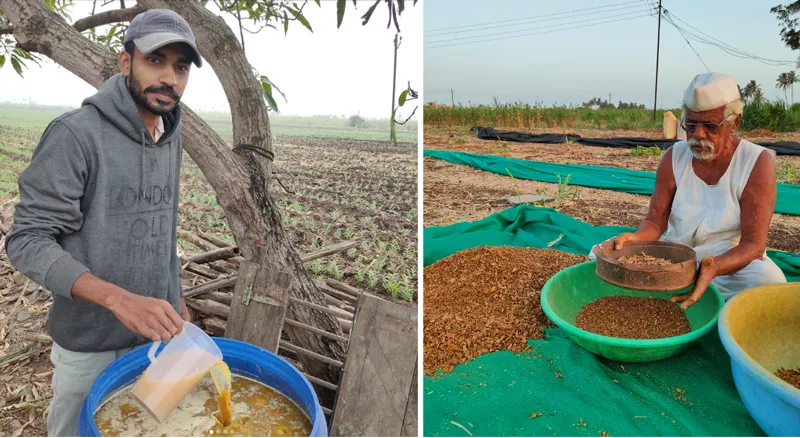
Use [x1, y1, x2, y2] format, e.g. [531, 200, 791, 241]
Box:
[5, 9, 203, 436]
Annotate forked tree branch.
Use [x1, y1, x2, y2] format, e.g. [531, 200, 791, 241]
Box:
[72, 5, 142, 32]
[0, 5, 143, 36]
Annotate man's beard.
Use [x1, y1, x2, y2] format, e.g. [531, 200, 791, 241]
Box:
[688, 138, 716, 161]
[126, 69, 180, 116]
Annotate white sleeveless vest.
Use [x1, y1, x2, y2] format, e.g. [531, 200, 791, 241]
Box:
[664, 139, 765, 261]
[589, 138, 786, 298]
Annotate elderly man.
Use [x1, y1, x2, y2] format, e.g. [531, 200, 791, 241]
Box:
[596, 72, 786, 309]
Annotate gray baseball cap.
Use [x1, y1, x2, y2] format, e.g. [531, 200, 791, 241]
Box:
[125, 9, 202, 67]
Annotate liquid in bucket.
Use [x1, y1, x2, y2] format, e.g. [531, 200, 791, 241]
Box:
[130, 322, 223, 423]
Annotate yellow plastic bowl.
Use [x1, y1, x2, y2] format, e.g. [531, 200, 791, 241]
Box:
[719, 282, 800, 436]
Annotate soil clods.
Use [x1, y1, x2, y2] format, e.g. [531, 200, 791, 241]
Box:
[423, 246, 587, 375]
[576, 296, 690, 339]
[775, 367, 800, 390]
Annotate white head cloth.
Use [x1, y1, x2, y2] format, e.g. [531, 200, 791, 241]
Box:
[683, 72, 741, 112]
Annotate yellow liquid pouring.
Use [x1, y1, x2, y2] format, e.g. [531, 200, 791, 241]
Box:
[209, 360, 233, 427]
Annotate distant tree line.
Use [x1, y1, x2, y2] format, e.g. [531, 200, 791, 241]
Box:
[580, 97, 646, 110]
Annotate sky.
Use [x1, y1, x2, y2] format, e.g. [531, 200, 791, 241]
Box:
[423, 0, 800, 109]
[0, 0, 422, 120]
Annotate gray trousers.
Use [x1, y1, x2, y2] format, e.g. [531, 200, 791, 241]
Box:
[47, 342, 132, 437]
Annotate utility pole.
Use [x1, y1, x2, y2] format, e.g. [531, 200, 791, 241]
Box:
[451, 88, 455, 107]
[608, 92, 613, 106]
[390, 33, 400, 141]
[652, 0, 662, 122]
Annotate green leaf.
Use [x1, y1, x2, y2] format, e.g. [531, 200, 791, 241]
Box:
[314, 0, 320, 5]
[361, 0, 381, 25]
[0, 55, 5, 68]
[336, 0, 346, 28]
[288, 7, 313, 33]
[262, 85, 279, 113]
[262, 76, 287, 102]
[260, 75, 288, 113]
[10, 56, 22, 77]
[283, 11, 289, 35]
[398, 0, 405, 14]
[398, 89, 408, 106]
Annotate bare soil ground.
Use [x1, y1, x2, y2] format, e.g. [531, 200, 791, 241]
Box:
[423, 126, 800, 254]
[0, 235, 52, 437]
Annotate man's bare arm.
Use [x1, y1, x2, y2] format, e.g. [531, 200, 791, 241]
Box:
[637, 147, 677, 238]
[609, 147, 676, 249]
[672, 149, 776, 309]
[710, 150, 776, 275]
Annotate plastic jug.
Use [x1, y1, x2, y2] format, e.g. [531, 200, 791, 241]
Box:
[130, 321, 222, 423]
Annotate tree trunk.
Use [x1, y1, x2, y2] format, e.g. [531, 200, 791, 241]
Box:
[0, 0, 346, 401]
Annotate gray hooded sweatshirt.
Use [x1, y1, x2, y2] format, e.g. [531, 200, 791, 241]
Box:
[5, 73, 183, 352]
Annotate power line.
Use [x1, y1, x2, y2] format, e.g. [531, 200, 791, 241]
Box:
[426, 3, 650, 37]
[664, 10, 795, 67]
[668, 12, 769, 57]
[425, 0, 643, 34]
[661, 13, 710, 71]
[425, 12, 651, 48]
[426, 9, 651, 45]
[664, 11, 793, 67]
[425, 14, 651, 50]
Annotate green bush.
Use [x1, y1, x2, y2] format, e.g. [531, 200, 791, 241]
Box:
[740, 99, 800, 132]
[348, 114, 366, 129]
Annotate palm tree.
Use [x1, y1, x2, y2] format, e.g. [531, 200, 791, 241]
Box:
[742, 80, 761, 102]
[777, 72, 792, 104]
[753, 88, 764, 102]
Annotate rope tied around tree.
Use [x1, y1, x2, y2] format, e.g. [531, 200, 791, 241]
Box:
[233, 143, 274, 162]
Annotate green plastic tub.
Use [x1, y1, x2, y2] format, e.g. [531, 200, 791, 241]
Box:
[541, 260, 724, 362]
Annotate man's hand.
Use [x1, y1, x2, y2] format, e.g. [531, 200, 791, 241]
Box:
[180, 297, 192, 322]
[609, 232, 638, 251]
[671, 256, 718, 310]
[106, 291, 184, 342]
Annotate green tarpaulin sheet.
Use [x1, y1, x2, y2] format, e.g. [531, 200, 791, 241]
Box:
[423, 206, 800, 437]
[425, 329, 764, 437]
[423, 149, 800, 217]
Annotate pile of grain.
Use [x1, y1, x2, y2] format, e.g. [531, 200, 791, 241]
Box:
[775, 367, 800, 390]
[576, 296, 690, 339]
[423, 246, 587, 375]
[618, 252, 671, 266]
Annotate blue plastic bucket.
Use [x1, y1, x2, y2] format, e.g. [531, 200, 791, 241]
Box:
[78, 337, 328, 436]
